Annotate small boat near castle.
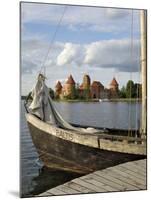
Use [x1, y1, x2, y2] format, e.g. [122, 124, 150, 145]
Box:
[24, 9, 147, 174]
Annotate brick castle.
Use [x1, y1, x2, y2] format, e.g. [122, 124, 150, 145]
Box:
[55, 74, 119, 100]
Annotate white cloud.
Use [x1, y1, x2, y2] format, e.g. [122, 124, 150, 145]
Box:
[23, 39, 140, 75]
[21, 38, 141, 95]
[83, 39, 140, 72]
[57, 43, 80, 66]
[21, 39, 64, 74]
[21, 36, 140, 77]
[55, 39, 140, 72]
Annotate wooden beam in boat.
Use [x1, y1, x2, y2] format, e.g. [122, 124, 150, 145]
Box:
[98, 138, 146, 155]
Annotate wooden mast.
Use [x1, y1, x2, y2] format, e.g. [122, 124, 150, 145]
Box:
[140, 10, 147, 136]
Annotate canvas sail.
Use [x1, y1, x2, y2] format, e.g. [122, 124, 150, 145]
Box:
[28, 74, 101, 133]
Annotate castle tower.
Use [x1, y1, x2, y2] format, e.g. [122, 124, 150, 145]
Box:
[82, 74, 91, 89]
[109, 77, 119, 91]
[63, 75, 76, 98]
[109, 77, 119, 98]
[55, 81, 62, 98]
[79, 74, 91, 99]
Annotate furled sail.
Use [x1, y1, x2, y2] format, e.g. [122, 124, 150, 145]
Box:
[28, 74, 56, 124]
[27, 74, 102, 133]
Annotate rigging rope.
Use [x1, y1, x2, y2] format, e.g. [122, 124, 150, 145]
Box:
[128, 9, 134, 137]
[40, 6, 68, 76]
[135, 21, 141, 137]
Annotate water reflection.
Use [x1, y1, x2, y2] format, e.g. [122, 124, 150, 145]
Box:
[28, 167, 81, 197]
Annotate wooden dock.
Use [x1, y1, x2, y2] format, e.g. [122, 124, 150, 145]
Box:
[37, 159, 147, 197]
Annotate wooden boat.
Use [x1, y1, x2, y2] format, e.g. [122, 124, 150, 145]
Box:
[26, 112, 146, 174]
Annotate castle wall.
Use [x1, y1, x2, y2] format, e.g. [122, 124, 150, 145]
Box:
[55, 75, 119, 100]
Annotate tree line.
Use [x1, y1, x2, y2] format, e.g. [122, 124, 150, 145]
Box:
[119, 80, 142, 98]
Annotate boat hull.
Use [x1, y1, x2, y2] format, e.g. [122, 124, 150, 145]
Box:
[26, 114, 145, 174]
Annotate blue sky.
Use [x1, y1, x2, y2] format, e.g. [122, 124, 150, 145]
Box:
[21, 2, 141, 95]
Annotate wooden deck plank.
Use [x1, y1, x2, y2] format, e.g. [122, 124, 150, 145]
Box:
[72, 178, 105, 192]
[55, 185, 81, 194]
[118, 166, 146, 182]
[85, 179, 116, 192]
[109, 168, 146, 189]
[38, 159, 146, 196]
[132, 159, 146, 165]
[64, 181, 95, 193]
[134, 159, 146, 165]
[94, 171, 137, 190]
[91, 173, 126, 190]
[37, 192, 53, 196]
[122, 160, 146, 170]
[122, 161, 146, 174]
[101, 169, 143, 190]
[135, 162, 146, 169]
[46, 187, 67, 195]
[115, 166, 146, 184]
[116, 163, 146, 176]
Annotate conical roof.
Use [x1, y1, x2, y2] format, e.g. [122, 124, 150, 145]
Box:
[83, 74, 90, 84]
[55, 81, 62, 89]
[110, 77, 118, 86]
[66, 75, 75, 84]
[84, 74, 90, 80]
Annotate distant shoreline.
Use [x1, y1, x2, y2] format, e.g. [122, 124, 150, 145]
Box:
[53, 98, 142, 103]
[21, 96, 141, 102]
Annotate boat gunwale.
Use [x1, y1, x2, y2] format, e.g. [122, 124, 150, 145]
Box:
[26, 113, 146, 144]
[26, 113, 100, 149]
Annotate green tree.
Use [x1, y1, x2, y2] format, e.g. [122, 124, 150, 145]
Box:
[83, 89, 90, 100]
[49, 88, 55, 99]
[74, 83, 80, 99]
[119, 86, 126, 98]
[126, 80, 135, 98]
[134, 83, 142, 98]
[70, 86, 76, 99]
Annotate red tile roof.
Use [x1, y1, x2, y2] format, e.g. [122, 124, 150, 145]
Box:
[83, 74, 90, 81]
[66, 75, 75, 84]
[110, 77, 118, 86]
[55, 81, 62, 89]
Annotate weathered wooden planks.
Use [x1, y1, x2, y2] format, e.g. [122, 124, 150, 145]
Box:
[64, 181, 95, 193]
[26, 113, 146, 156]
[98, 138, 146, 155]
[37, 191, 53, 197]
[37, 159, 146, 196]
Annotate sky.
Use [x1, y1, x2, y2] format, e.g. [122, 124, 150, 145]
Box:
[21, 2, 142, 95]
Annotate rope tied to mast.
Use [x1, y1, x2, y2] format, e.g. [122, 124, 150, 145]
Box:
[40, 6, 68, 76]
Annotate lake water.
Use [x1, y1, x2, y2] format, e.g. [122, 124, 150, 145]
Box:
[55, 101, 141, 129]
[20, 100, 141, 197]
